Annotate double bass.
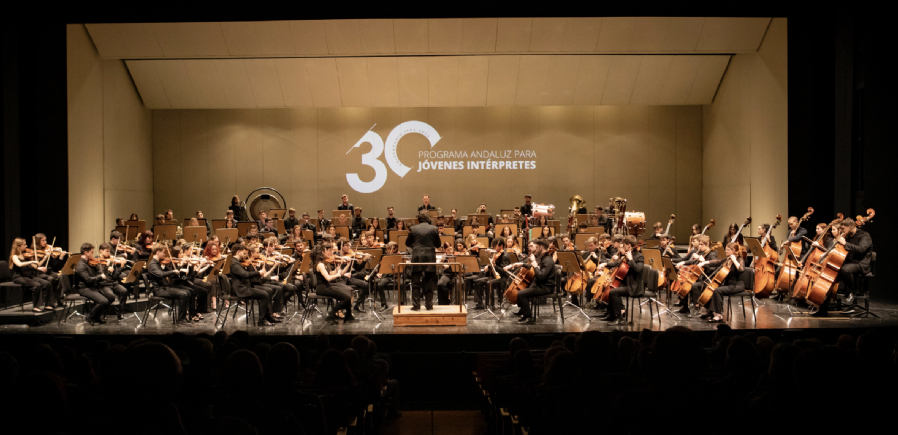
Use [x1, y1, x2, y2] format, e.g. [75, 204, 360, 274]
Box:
[730, 217, 752, 259]
[806, 209, 874, 309]
[753, 215, 782, 298]
[791, 214, 843, 300]
[787, 207, 814, 260]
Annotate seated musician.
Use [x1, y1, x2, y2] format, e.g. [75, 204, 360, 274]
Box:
[256, 211, 269, 233]
[331, 239, 368, 313]
[831, 218, 873, 315]
[33, 233, 64, 301]
[164, 209, 178, 224]
[299, 212, 316, 233]
[72, 243, 117, 323]
[676, 235, 717, 315]
[9, 237, 55, 312]
[246, 244, 284, 320]
[596, 235, 644, 324]
[229, 244, 279, 326]
[780, 216, 808, 253]
[724, 223, 745, 248]
[757, 223, 777, 248]
[225, 210, 238, 228]
[154, 214, 165, 226]
[203, 242, 224, 310]
[135, 230, 154, 261]
[351, 208, 366, 240]
[324, 225, 338, 240]
[284, 208, 300, 233]
[96, 243, 131, 320]
[395, 219, 409, 233]
[560, 234, 575, 251]
[659, 234, 678, 259]
[691, 224, 702, 236]
[594, 207, 611, 234]
[358, 232, 377, 249]
[316, 209, 331, 234]
[505, 239, 557, 324]
[311, 241, 355, 323]
[262, 218, 279, 236]
[335, 213, 351, 231]
[537, 226, 552, 240]
[498, 226, 515, 241]
[144, 244, 192, 324]
[451, 209, 464, 235]
[473, 238, 512, 309]
[417, 194, 436, 212]
[353, 239, 388, 311]
[196, 210, 212, 236]
[568, 235, 601, 308]
[693, 242, 745, 322]
[367, 217, 384, 243]
[261, 237, 298, 315]
[171, 246, 210, 321]
[386, 207, 397, 230]
[649, 222, 664, 239]
[109, 231, 135, 262]
[370, 241, 399, 310]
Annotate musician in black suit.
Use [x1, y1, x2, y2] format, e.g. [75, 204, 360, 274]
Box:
[506, 239, 556, 324]
[284, 208, 300, 233]
[228, 244, 279, 326]
[386, 207, 398, 230]
[338, 194, 354, 213]
[73, 243, 115, 324]
[351, 208, 367, 240]
[145, 245, 192, 324]
[474, 238, 511, 309]
[594, 207, 611, 234]
[406, 212, 441, 310]
[833, 218, 873, 315]
[417, 194, 436, 213]
[694, 242, 745, 322]
[520, 195, 533, 217]
[599, 235, 644, 324]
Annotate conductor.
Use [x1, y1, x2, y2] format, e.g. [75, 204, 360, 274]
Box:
[407, 211, 441, 310]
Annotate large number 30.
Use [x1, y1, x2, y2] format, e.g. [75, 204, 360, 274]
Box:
[346, 121, 441, 193]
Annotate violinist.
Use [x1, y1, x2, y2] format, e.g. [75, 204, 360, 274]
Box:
[262, 237, 298, 314]
[109, 231, 135, 262]
[676, 235, 718, 315]
[351, 208, 366, 240]
[332, 240, 368, 313]
[115, 218, 125, 231]
[33, 233, 64, 296]
[170, 246, 209, 321]
[560, 234, 575, 252]
[474, 239, 512, 309]
[248, 244, 284, 319]
[368, 218, 384, 243]
[228, 244, 279, 326]
[780, 216, 808, 252]
[693, 242, 745, 322]
[505, 239, 557, 324]
[135, 230, 155, 261]
[466, 233, 485, 255]
[284, 208, 300, 233]
[314, 241, 356, 322]
[97, 243, 131, 320]
[358, 232, 375, 249]
[225, 210, 238, 228]
[506, 236, 522, 258]
[835, 218, 873, 311]
[385, 206, 397, 230]
[498, 226, 515, 240]
[74, 243, 116, 323]
[8, 238, 55, 312]
[597, 235, 644, 324]
[204, 242, 224, 310]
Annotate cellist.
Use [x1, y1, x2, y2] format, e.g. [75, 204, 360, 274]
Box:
[693, 242, 745, 322]
[597, 235, 644, 325]
[505, 239, 557, 324]
[474, 238, 511, 310]
[676, 235, 718, 315]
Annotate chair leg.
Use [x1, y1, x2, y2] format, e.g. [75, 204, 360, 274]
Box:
[558, 297, 564, 324]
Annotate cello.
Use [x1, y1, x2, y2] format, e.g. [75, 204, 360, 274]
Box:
[753, 215, 782, 298]
[592, 246, 631, 303]
[565, 250, 596, 295]
[503, 258, 535, 304]
[698, 251, 737, 305]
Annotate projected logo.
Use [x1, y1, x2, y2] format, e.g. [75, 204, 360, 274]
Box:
[345, 121, 441, 193]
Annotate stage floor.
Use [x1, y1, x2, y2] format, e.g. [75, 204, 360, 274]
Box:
[2, 293, 895, 337]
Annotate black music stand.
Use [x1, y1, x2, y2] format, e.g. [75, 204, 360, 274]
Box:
[153, 224, 178, 242]
[472, 252, 502, 321]
[743, 238, 767, 308]
[556, 250, 590, 321]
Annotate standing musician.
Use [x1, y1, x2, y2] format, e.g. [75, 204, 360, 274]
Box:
[676, 235, 718, 315]
[96, 243, 131, 320]
[284, 208, 300, 233]
[230, 195, 246, 221]
[338, 194, 354, 213]
[693, 242, 745, 322]
[834, 218, 873, 312]
[351, 208, 366, 240]
[386, 206, 398, 230]
[73, 243, 116, 323]
[417, 194, 436, 213]
[505, 239, 557, 324]
[757, 223, 777, 248]
[520, 195, 533, 217]
[406, 212, 441, 311]
[229, 244, 279, 326]
[780, 216, 808, 252]
[596, 236, 644, 324]
[8, 238, 55, 312]
[311, 241, 356, 323]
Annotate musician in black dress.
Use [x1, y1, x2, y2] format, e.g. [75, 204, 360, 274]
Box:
[506, 239, 557, 324]
[8, 238, 55, 312]
[311, 241, 356, 323]
[407, 212, 441, 310]
[598, 236, 644, 324]
[694, 242, 745, 322]
[229, 244, 279, 326]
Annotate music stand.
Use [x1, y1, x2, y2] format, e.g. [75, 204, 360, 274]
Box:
[258, 232, 276, 240]
[397, 235, 409, 253]
[153, 224, 178, 242]
[380, 255, 407, 312]
[549, 220, 561, 235]
[301, 230, 315, 242]
[427, 210, 440, 218]
[467, 214, 491, 225]
[335, 227, 350, 240]
[358, 249, 383, 269]
[216, 228, 238, 243]
[268, 209, 287, 219]
[125, 220, 146, 235]
[439, 235, 455, 248]
[276, 219, 286, 235]
[574, 233, 595, 250]
[281, 259, 304, 323]
[507, 252, 519, 264]
[556, 251, 590, 320]
[440, 227, 455, 236]
[115, 226, 140, 241]
[644, 239, 660, 248]
[454, 255, 481, 311]
[309, 218, 320, 231]
[183, 218, 206, 227]
[183, 226, 208, 245]
[236, 222, 255, 237]
[211, 219, 228, 231]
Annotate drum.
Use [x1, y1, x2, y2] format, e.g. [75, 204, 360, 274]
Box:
[532, 204, 555, 218]
[625, 212, 646, 237]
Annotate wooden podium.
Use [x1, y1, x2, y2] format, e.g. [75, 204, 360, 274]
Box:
[391, 259, 470, 327]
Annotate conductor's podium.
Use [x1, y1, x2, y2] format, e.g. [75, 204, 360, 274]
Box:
[392, 305, 467, 326]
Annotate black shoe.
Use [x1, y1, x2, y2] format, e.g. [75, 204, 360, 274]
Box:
[473, 304, 484, 310]
[699, 312, 712, 320]
[258, 320, 274, 326]
[380, 304, 388, 311]
[613, 318, 628, 325]
[353, 305, 365, 313]
[410, 306, 420, 311]
[677, 306, 690, 314]
[513, 310, 524, 316]
[602, 315, 618, 322]
[426, 306, 433, 310]
[811, 310, 828, 318]
[524, 317, 537, 325]
[344, 315, 357, 322]
[265, 315, 282, 323]
[179, 317, 192, 324]
[518, 315, 532, 322]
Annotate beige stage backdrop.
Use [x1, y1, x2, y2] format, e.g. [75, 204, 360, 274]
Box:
[151, 105, 702, 241]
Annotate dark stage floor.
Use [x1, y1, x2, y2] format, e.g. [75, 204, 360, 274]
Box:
[2, 292, 895, 338]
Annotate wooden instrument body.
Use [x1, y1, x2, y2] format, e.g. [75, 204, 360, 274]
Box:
[806, 245, 847, 308]
[673, 264, 702, 297]
[753, 257, 777, 298]
[593, 260, 630, 302]
[565, 256, 596, 295]
[699, 259, 733, 305]
[774, 260, 800, 293]
[590, 268, 611, 300]
[504, 267, 534, 304]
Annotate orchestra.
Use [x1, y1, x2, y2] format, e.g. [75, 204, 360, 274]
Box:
[10, 193, 876, 327]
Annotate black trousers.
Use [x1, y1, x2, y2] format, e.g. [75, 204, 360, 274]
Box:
[707, 282, 746, 314]
[253, 282, 282, 314]
[317, 282, 352, 316]
[411, 271, 437, 309]
[36, 271, 61, 304]
[608, 286, 639, 317]
[242, 287, 272, 319]
[15, 276, 53, 308]
[437, 274, 455, 305]
[837, 263, 864, 293]
[109, 282, 129, 311]
[154, 286, 191, 319]
[357, 276, 387, 307]
[189, 279, 212, 313]
[515, 284, 552, 317]
[474, 276, 506, 307]
[79, 286, 115, 319]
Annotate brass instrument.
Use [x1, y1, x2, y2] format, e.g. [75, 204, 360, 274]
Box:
[568, 195, 585, 233]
